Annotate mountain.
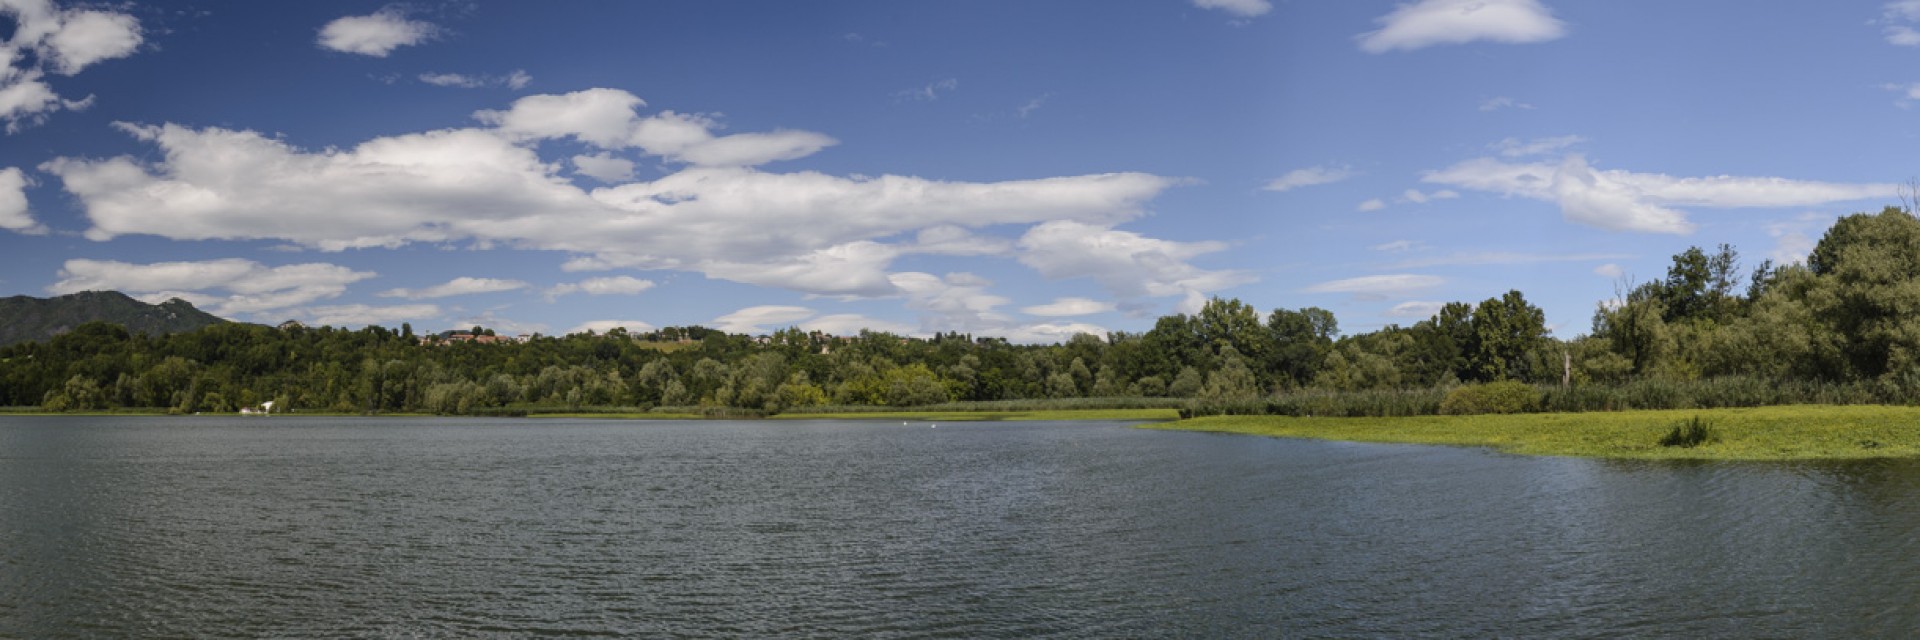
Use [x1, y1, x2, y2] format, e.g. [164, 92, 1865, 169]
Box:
[0, 291, 229, 346]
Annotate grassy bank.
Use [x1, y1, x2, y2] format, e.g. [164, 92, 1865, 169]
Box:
[1149, 404, 1920, 460]
[773, 408, 1182, 422]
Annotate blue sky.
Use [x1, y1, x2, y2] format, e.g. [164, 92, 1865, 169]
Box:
[1, 1, 1915, 341]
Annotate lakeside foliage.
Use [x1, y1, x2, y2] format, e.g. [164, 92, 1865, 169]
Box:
[11, 205, 1920, 418]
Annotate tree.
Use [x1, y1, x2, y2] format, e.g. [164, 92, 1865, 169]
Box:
[1804, 207, 1920, 378]
[1470, 290, 1549, 382]
[1266, 307, 1337, 388]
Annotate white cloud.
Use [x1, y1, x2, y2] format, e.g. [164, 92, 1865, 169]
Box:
[1003, 321, 1109, 344]
[40, 8, 142, 74]
[1423, 154, 1895, 234]
[1263, 165, 1354, 192]
[1892, 25, 1920, 46]
[45, 91, 1179, 299]
[1192, 0, 1272, 18]
[475, 90, 840, 167]
[1493, 134, 1585, 157]
[568, 320, 656, 335]
[1017, 93, 1050, 118]
[379, 276, 529, 299]
[1017, 220, 1251, 302]
[1304, 274, 1445, 300]
[1764, 213, 1835, 265]
[0, 1, 141, 131]
[1883, 82, 1920, 108]
[1479, 96, 1533, 111]
[1887, 2, 1920, 45]
[800, 314, 916, 336]
[1387, 251, 1633, 269]
[419, 70, 532, 90]
[889, 271, 1014, 332]
[1021, 297, 1116, 317]
[48, 258, 374, 317]
[545, 275, 655, 300]
[1356, 198, 1387, 212]
[0, 166, 45, 234]
[712, 305, 817, 334]
[1357, 0, 1566, 53]
[317, 8, 436, 57]
[1385, 300, 1446, 318]
[1399, 188, 1458, 204]
[1371, 239, 1420, 252]
[1594, 263, 1624, 278]
[301, 303, 440, 328]
[571, 152, 635, 182]
[894, 77, 957, 102]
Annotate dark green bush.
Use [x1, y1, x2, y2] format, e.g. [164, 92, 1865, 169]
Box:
[1658, 416, 1718, 448]
[1439, 381, 1541, 415]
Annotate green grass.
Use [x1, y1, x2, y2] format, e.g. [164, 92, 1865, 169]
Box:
[772, 408, 1182, 422]
[529, 412, 705, 420]
[1147, 404, 1920, 460]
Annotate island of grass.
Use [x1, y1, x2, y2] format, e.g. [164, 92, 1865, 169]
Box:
[1147, 404, 1920, 461]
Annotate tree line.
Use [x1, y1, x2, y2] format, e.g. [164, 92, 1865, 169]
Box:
[10, 205, 1920, 416]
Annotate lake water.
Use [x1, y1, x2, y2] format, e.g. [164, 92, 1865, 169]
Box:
[6, 417, 1920, 637]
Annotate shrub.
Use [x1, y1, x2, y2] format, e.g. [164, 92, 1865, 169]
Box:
[1439, 381, 1541, 415]
[1658, 416, 1718, 448]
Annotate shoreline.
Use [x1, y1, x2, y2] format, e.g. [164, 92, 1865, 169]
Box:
[1145, 404, 1920, 461]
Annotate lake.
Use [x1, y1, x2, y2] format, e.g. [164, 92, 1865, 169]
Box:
[5, 416, 1920, 637]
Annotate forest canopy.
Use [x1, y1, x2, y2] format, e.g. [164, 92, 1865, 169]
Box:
[11, 206, 1920, 417]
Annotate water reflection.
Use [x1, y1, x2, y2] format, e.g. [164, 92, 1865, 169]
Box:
[7, 417, 1920, 636]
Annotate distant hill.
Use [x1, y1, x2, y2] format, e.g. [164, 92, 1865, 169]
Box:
[0, 291, 229, 346]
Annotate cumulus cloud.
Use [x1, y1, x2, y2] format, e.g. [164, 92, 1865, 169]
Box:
[419, 70, 531, 90]
[1385, 300, 1446, 318]
[1422, 154, 1895, 234]
[571, 152, 634, 182]
[317, 8, 436, 57]
[379, 276, 529, 299]
[474, 90, 841, 167]
[711, 305, 817, 334]
[1017, 220, 1251, 302]
[1003, 321, 1109, 344]
[1263, 165, 1354, 192]
[800, 313, 916, 336]
[1304, 274, 1445, 300]
[1021, 297, 1116, 317]
[568, 319, 656, 335]
[1192, 0, 1272, 18]
[1594, 263, 1624, 278]
[889, 271, 1014, 332]
[1387, 251, 1633, 269]
[43, 89, 1180, 298]
[0, 0, 141, 131]
[1356, 198, 1387, 212]
[48, 258, 374, 317]
[302, 303, 440, 327]
[545, 275, 655, 300]
[0, 167, 45, 234]
[1357, 0, 1565, 53]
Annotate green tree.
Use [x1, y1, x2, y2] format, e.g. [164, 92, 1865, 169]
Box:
[1470, 290, 1549, 382]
